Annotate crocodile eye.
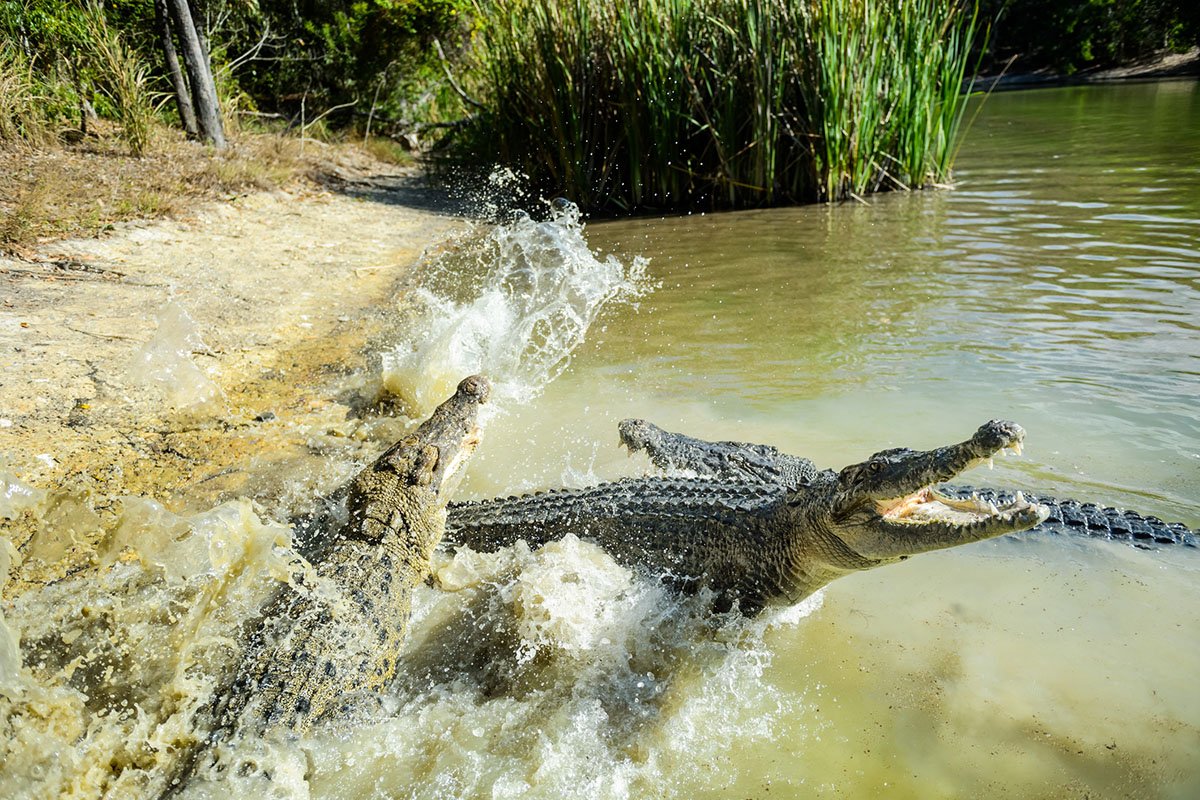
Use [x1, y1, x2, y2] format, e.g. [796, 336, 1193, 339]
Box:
[868, 462, 883, 474]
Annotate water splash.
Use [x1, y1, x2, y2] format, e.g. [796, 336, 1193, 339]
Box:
[0, 496, 304, 800]
[380, 201, 650, 416]
[1, 471, 45, 520]
[128, 301, 221, 409]
[298, 537, 816, 800]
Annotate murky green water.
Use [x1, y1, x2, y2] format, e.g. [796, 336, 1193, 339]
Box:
[471, 81, 1200, 523]
[454, 81, 1200, 798]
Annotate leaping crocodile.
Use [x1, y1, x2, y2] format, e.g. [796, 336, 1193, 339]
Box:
[162, 375, 490, 795]
[446, 420, 1049, 612]
[617, 418, 1197, 548]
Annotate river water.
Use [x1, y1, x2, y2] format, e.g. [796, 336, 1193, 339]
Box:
[3, 82, 1199, 799]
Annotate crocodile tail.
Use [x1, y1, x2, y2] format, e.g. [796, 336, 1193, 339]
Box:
[942, 486, 1196, 547]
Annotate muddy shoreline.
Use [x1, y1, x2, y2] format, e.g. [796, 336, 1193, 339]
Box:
[974, 45, 1200, 91]
[1, 163, 466, 590]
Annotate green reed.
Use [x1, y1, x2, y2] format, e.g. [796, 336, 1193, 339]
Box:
[456, 0, 979, 212]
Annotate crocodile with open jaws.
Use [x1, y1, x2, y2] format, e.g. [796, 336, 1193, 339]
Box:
[161, 375, 490, 796]
[446, 420, 1049, 613]
[616, 418, 1197, 548]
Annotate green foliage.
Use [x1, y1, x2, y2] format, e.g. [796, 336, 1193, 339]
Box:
[0, 0, 91, 133]
[0, 0, 92, 59]
[0, 0, 469, 148]
[979, 0, 1200, 74]
[0, 0, 159, 146]
[224, 0, 471, 123]
[451, 0, 979, 212]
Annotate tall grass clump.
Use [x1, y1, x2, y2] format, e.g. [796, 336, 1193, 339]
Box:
[0, 44, 52, 145]
[85, 11, 156, 156]
[455, 0, 980, 213]
[801, 0, 979, 200]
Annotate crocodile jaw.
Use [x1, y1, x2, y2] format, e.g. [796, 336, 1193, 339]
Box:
[437, 427, 483, 500]
[416, 374, 490, 497]
[835, 420, 1049, 560]
[876, 485, 1047, 541]
[877, 486, 1041, 527]
[836, 488, 1049, 563]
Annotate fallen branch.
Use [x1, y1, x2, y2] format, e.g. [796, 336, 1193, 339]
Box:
[65, 325, 140, 341]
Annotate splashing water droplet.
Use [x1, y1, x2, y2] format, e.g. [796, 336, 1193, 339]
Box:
[380, 201, 650, 416]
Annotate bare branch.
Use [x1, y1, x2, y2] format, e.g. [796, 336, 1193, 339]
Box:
[220, 21, 273, 77]
[304, 99, 358, 129]
[432, 38, 483, 110]
[364, 60, 400, 145]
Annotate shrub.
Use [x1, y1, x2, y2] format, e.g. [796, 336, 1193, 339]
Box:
[85, 11, 156, 156]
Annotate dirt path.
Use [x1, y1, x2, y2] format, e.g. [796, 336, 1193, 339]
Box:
[0, 162, 466, 588]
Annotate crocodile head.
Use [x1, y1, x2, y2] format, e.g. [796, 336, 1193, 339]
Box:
[618, 418, 693, 472]
[351, 375, 490, 541]
[405, 374, 491, 496]
[618, 418, 662, 455]
[825, 420, 1049, 563]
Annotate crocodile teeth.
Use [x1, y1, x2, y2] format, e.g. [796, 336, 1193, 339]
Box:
[987, 501, 1000, 514]
[1009, 441, 1024, 456]
[1014, 490, 1027, 506]
[986, 457, 994, 469]
[930, 489, 985, 513]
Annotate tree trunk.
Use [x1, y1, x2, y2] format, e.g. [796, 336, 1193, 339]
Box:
[165, 0, 225, 149]
[69, 59, 99, 137]
[189, 0, 213, 68]
[155, 0, 198, 137]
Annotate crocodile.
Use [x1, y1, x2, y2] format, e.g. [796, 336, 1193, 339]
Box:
[446, 420, 1049, 613]
[616, 417, 820, 486]
[617, 418, 1197, 548]
[162, 374, 490, 795]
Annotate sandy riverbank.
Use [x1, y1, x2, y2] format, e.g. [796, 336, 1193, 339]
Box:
[1, 157, 467, 590]
[976, 45, 1200, 90]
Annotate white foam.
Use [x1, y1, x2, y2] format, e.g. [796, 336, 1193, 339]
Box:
[380, 201, 649, 416]
[299, 536, 823, 800]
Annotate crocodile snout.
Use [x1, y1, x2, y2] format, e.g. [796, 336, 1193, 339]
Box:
[972, 420, 1025, 454]
[457, 374, 491, 403]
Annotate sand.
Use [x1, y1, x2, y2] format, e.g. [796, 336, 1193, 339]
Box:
[0, 160, 465, 589]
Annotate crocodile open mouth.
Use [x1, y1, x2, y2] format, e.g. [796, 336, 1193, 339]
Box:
[876, 486, 1041, 527]
[874, 437, 1041, 527]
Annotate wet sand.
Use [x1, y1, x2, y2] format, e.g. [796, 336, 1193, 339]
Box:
[0, 163, 463, 590]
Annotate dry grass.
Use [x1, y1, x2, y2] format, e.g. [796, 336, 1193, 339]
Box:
[361, 135, 417, 167]
[0, 45, 53, 147]
[0, 128, 321, 254]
